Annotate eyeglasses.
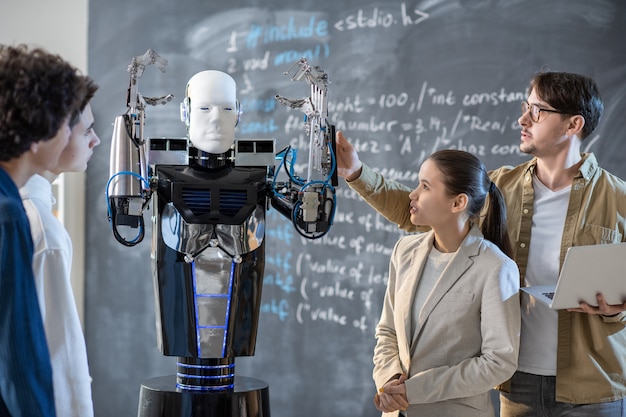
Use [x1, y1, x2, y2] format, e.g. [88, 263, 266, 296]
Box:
[521, 100, 571, 123]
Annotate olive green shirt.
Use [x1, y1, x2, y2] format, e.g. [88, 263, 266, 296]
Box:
[347, 153, 626, 403]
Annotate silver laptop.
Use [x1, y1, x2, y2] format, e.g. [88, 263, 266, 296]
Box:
[521, 243, 626, 310]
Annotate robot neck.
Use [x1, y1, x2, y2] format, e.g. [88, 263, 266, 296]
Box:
[188, 147, 234, 170]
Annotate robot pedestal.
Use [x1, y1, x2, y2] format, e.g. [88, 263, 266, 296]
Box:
[137, 375, 271, 417]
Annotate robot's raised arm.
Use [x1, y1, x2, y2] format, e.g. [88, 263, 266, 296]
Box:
[274, 58, 336, 184]
[270, 58, 338, 239]
[107, 49, 173, 246]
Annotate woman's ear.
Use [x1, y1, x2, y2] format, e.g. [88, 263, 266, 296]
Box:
[451, 193, 468, 213]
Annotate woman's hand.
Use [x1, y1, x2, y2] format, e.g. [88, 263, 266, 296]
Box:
[374, 374, 409, 413]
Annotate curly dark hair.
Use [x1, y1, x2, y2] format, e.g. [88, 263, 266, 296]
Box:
[70, 76, 99, 128]
[0, 44, 88, 161]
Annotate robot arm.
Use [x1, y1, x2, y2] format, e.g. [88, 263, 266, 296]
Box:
[271, 58, 338, 239]
[107, 49, 173, 246]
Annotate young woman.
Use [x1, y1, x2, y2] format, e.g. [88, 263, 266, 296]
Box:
[373, 150, 520, 417]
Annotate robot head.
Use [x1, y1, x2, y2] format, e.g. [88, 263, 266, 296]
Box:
[180, 70, 240, 154]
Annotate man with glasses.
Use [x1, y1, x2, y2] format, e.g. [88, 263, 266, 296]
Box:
[335, 71, 626, 417]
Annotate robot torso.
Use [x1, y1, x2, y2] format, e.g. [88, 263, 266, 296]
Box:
[151, 164, 269, 359]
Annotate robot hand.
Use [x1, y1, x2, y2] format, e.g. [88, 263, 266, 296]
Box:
[270, 161, 337, 239]
[127, 49, 169, 112]
[271, 58, 338, 239]
[274, 57, 335, 182]
[107, 49, 172, 246]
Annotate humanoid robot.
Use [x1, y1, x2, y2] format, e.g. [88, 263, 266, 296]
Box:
[107, 50, 337, 417]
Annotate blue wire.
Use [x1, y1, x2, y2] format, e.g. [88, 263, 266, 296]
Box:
[105, 171, 149, 244]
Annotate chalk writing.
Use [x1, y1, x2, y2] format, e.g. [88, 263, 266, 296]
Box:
[240, 97, 278, 113]
[327, 95, 366, 114]
[334, 7, 395, 31]
[223, 7, 532, 343]
[238, 118, 280, 134]
[273, 43, 330, 65]
[334, 3, 429, 31]
[246, 16, 329, 48]
[263, 273, 296, 294]
[260, 298, 289, 321]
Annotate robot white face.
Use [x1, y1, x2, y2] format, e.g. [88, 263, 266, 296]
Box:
[182, 70, 239, 154]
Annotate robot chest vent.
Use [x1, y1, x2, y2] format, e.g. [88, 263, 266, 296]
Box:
[181, 188, 248, 217]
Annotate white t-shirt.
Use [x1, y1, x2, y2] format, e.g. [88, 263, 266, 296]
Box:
[517, 174, 571, 376]
[411, 247, 455, 338]
[21, 174, 94, 417]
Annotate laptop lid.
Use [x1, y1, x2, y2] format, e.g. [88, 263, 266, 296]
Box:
[521, 243, 626, 310]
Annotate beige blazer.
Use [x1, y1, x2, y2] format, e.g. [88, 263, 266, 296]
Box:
[373, 226, 520, 417]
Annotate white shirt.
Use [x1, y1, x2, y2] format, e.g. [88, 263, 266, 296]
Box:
[517, 174, 571, 376]
[20, 174, 94, 417]
[411, 247, 455, 339]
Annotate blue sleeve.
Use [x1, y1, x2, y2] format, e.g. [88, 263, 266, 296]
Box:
[0, 202, 56, 417]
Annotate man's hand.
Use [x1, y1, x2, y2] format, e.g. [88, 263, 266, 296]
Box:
[335, 130, 363, 181]
[568, 293, 626, 316]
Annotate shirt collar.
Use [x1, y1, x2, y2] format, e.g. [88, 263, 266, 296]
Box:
[523, 152, 598, 181]
[0, 166, 20, 199]
[19, 174, 54, 209]
[577, 153, 597, 181]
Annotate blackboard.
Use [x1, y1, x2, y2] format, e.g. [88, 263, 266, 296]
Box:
[85, 1, 626, 416]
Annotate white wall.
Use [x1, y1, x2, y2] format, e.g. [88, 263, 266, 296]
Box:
[0, 0, 89, 327]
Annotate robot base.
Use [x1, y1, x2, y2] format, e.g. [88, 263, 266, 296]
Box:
[137, 375, 271, 417]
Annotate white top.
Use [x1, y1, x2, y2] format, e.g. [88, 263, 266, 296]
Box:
[411, 247, 455, 338]
[517, 174, 571, 375]
[20, 174, 94, 417]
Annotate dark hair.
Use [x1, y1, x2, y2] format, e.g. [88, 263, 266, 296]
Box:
[0, 44, 87, 161]
[529, 71, 603, 140]
[70, 76, 99, 128]
[427, 150, 513, 258]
